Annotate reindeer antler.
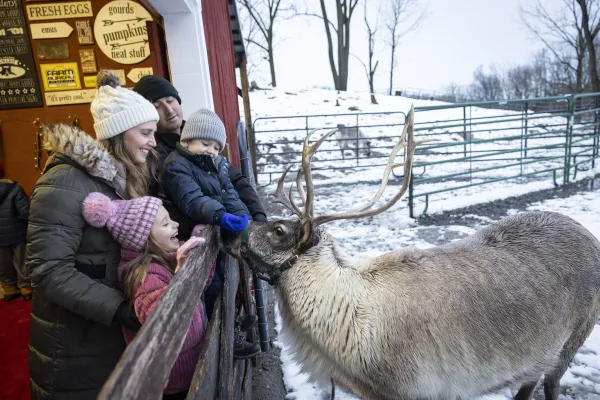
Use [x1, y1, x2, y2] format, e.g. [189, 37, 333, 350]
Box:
[273, 165, 302, 217]
[312, 105, 426, 225]
[274, 105, 426, 230]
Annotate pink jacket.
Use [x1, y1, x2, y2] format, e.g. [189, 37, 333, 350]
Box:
[118, 249, 216, 394]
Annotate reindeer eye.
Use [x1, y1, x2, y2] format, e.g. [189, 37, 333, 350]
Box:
[274, 226, 285, 237]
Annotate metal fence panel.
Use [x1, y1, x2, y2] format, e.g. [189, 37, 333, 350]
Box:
[252, 94, 600, 217]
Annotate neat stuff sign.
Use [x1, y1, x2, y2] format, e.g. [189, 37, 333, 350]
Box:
[94, 0, 152, 65]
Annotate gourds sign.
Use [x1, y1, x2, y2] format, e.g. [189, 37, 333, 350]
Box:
[94, 1, 152, 65]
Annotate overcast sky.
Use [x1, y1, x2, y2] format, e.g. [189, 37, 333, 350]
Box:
[243, 0, 559, 93]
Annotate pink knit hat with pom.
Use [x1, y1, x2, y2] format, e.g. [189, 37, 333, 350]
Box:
[82, 192, 162, 251]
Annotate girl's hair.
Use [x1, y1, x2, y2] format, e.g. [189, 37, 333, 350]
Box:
[100, 134, 158, 199]
[121, 235, 177, 304]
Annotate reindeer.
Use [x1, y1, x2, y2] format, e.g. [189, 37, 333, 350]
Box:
[221, 106, 600, 400]
[334, 124, 372, 159]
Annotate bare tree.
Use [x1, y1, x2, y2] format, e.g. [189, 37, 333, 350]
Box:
[521, 0, 588, 93]
[304, 0, 359, 90]
[384, 0, 424, 95]
[355, 1, 379, 104]
[470, 65, 505, 101]
[238, 0, 297, 87]
[575, 0, 600, 92]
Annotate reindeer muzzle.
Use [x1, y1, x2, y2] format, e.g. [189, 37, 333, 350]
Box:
[239, 227, 298, 286]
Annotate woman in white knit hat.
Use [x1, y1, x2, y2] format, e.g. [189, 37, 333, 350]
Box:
[26, 70, 159, 400]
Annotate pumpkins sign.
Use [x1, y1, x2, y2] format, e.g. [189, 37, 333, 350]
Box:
[93, 0, 152, 65]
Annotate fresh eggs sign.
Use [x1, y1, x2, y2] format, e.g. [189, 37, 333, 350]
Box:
[94, 1, 152, 65]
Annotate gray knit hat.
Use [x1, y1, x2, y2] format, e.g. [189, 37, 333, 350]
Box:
[91, 70, 159, 141]
[180, 108, 227, 152]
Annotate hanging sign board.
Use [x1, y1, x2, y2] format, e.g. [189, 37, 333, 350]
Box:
[0, 0, 43, 110]
[83, 75, 96, 88]
[26, 2, 93, 21]
[75, 20, 93, 44]
[79, 48, 96, 73]
[94, 0, 152, 65]
[45, 88, 95, 106]
[40, 62, 82, 91]
[127, 67, 152, 83]
[30, 22, 74, 39]
[36, 42, 69, 60]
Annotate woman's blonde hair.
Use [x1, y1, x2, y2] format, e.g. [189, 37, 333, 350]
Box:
[121, 236, 176, 304]
[100, 134, 157, 199]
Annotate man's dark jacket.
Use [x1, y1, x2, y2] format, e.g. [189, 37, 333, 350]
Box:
[161, 143, 250, 238]
[0, 179, 29, 246]
[150, 130, 266, 224]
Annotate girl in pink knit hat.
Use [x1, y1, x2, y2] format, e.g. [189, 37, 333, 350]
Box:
[82, 192, 214, 399]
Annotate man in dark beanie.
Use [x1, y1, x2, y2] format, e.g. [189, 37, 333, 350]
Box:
[133, 75, 267, 223]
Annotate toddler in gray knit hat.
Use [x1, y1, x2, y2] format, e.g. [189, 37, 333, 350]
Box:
[180, 108, 227, 160]
[161, 108, 250, 239]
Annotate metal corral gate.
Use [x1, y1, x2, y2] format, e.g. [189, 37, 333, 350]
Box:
[252, 111, 407, 185]
[252, 93, 600, 217]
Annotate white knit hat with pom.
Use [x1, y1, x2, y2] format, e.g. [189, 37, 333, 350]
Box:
[91, 70, 159, 140]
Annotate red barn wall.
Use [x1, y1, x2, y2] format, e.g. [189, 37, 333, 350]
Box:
[201, 0, 241, 168]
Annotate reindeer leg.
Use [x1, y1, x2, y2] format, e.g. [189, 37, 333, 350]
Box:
[513, 381, 538, 400]
[544, 316, 596, 399]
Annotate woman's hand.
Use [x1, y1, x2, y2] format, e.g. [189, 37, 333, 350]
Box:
[175, 237, 205, 272]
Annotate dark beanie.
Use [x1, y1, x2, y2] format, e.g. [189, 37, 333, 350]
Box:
[133, 75, 181, 104]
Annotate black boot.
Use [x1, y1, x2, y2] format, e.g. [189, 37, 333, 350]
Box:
[236, 314, 258, 332]
[233, 327, 260, 359]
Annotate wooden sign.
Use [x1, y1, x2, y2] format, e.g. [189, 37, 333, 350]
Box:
[127, 67, 152, 83]
[75, 20, 93, 45]
[26, 2, 93, 21]
[83, 75, 96, 88]
[30, 22, 74, 39]
[112, 69, 127, 84]
[94, 0, 152, 65]
[45, 88, 95, 106]
[36, 42, 69, 60]
[40, 62, 81, 91]
[0, 0, 43, 110]
[79, 48, 96, 73]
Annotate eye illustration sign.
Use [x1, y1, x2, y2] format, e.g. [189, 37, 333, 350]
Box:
[94, 1, 153, 65]
[0, 0, 43, 109]
[40, 62, 82, 91]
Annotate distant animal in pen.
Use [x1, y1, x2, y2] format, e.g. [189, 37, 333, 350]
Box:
[221, 106, 600, 400]
[333, 124, 372, 159]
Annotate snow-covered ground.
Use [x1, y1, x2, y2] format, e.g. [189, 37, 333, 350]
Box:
[243, 88, 600, 399]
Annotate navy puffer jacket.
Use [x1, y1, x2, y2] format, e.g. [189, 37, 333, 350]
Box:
[162, 143, 249, 238]
[0, 179, 29, 246]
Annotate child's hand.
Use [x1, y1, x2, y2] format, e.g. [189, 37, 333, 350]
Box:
[176, 237, 205, 272]
[220, 213, 249, 232]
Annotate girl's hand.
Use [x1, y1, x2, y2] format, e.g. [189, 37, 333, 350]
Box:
[175, 237, 205, 272]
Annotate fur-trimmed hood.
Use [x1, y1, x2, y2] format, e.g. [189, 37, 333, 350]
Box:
[42, 123, 127, 196]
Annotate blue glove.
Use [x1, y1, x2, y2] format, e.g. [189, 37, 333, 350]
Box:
[220, 213, 249, 232]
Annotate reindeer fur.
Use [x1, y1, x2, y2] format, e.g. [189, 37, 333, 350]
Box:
[235, 211, 600, 399]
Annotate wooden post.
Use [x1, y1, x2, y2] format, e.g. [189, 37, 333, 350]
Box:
[233, 359, 246, 399]
[240, 58, 257, 182]
[187, 296, 222, 399]
[99, 227, 220, 400]
[240, 262, 257, 352]
[218, 254, 240, 399]
[242, 361, 253, 400]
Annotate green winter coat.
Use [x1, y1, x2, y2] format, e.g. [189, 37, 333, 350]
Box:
[27, 124, 128, 399]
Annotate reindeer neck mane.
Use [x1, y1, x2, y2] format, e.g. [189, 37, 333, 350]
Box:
[275, 232, 371, 375]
